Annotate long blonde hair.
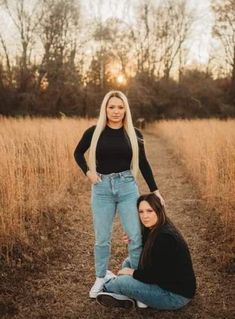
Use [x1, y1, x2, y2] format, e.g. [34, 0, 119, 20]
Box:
[88, 90, 139, 177]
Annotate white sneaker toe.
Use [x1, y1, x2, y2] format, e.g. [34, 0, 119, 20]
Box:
[89, 277, 105, 298]
[136, 300, 148, 308]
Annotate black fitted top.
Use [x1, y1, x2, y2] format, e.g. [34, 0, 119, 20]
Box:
[74, 125, 158, 191]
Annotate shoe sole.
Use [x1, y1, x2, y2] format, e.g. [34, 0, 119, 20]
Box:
[96, 294, 135, 309]
[136, 301, 148, 308]
[89, 292, 99, 299]
[137, 304, 148, 308]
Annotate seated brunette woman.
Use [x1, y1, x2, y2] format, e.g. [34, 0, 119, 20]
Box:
[96, 193, 196, 310]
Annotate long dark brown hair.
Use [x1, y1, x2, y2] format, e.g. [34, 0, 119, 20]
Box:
[137, 193, 169, 268]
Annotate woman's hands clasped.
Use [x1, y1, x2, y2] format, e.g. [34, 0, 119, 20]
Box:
[118, 267, 134, 276]
[86, 170, 102, 184]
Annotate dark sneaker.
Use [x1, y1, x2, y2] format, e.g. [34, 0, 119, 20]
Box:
[96, 292, 135, 309]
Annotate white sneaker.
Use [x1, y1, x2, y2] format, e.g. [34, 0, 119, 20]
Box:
[136, 300, 148, 308]
[105, 270, 116, 281]
[89, 277, 105, 298]
[89, 270, 116, 298]
[96, 292, 135, 309]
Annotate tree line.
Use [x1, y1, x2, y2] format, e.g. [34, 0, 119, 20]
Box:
[0, 0, 234, 120]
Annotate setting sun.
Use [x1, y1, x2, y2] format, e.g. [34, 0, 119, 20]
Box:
[116, 74, 127, 85]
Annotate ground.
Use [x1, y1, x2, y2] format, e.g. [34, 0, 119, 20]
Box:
[0, 132, 234, 319]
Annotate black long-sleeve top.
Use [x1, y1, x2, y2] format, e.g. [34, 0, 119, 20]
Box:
[74, 125, 158, 191]
[133, 222, 196, 299]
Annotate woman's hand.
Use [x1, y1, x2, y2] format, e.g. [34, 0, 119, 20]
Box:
[153, 190, 165, 206]
[86, 170, 101, 184]
[123, 233, 130, 244]
[118, 267, 134, 276]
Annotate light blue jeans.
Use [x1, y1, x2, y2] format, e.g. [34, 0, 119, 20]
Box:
[91, 170, 141, 278]
[104, 275, 191, 310]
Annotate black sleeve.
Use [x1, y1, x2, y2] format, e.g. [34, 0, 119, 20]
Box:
[74, 126, 96, 175]
[135, 128, 158, 191]
[133, 233, 177, 284]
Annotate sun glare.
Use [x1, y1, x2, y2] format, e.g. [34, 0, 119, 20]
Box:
[116, 74, 127, 85]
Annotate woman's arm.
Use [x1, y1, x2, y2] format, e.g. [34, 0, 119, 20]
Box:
[133, 233, 177, 284]
[117, 233, 176, 283]
[74, 126, 95, 175]
[135, 128, 165, 206]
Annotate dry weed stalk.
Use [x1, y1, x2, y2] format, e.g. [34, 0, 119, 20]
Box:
[152, 119, 235, 267]
[0, 117, 93, 262]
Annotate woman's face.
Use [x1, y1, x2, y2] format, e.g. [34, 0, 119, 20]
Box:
[106, 97, 125, 126]
[138, 200, 158, 228]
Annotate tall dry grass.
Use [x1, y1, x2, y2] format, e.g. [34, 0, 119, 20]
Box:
[151, 119, 235, 266]
[0, 117, 94, 262]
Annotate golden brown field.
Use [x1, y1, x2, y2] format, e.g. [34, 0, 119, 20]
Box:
[151, 119, 235, 264]
[0, 118, 234, 264]
[0, 117, 234, 318]
[0, 117, 94, 262]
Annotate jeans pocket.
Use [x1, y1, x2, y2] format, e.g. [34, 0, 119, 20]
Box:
[93, 180, 102, 186]
[124, 175, 134, 182]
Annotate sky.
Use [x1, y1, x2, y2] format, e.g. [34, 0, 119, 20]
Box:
[0, 0, 215, 65]
[81, 0, 215, 65]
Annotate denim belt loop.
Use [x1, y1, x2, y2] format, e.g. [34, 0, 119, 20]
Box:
[96, 170, 132, 180]
[97, 172, 103, 180]
[110, 172, 121, 179]
[119, 172, 124, 181]
[118, 172, 123, 179]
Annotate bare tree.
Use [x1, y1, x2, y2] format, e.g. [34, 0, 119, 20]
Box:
[132, 0, 154, 76]
[133, 0, 195, 80]
[157, 0, 194, 80]
[0, 33, 12, 85]
[212, 0, 235, 97]
[105, 18, 135, 85]
[39, 0, 81, 82]
[2, 0, 44, 90]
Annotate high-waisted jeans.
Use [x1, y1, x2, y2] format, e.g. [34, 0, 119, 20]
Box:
[104, 257, 191, 310]
[104, 275, 191, 310]
[91, 170, 141, 278]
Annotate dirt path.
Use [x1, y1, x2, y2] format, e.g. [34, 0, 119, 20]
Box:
[1, 133, 234, 319]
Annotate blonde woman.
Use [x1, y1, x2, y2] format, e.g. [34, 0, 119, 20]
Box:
[74, 90, 164, 298]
